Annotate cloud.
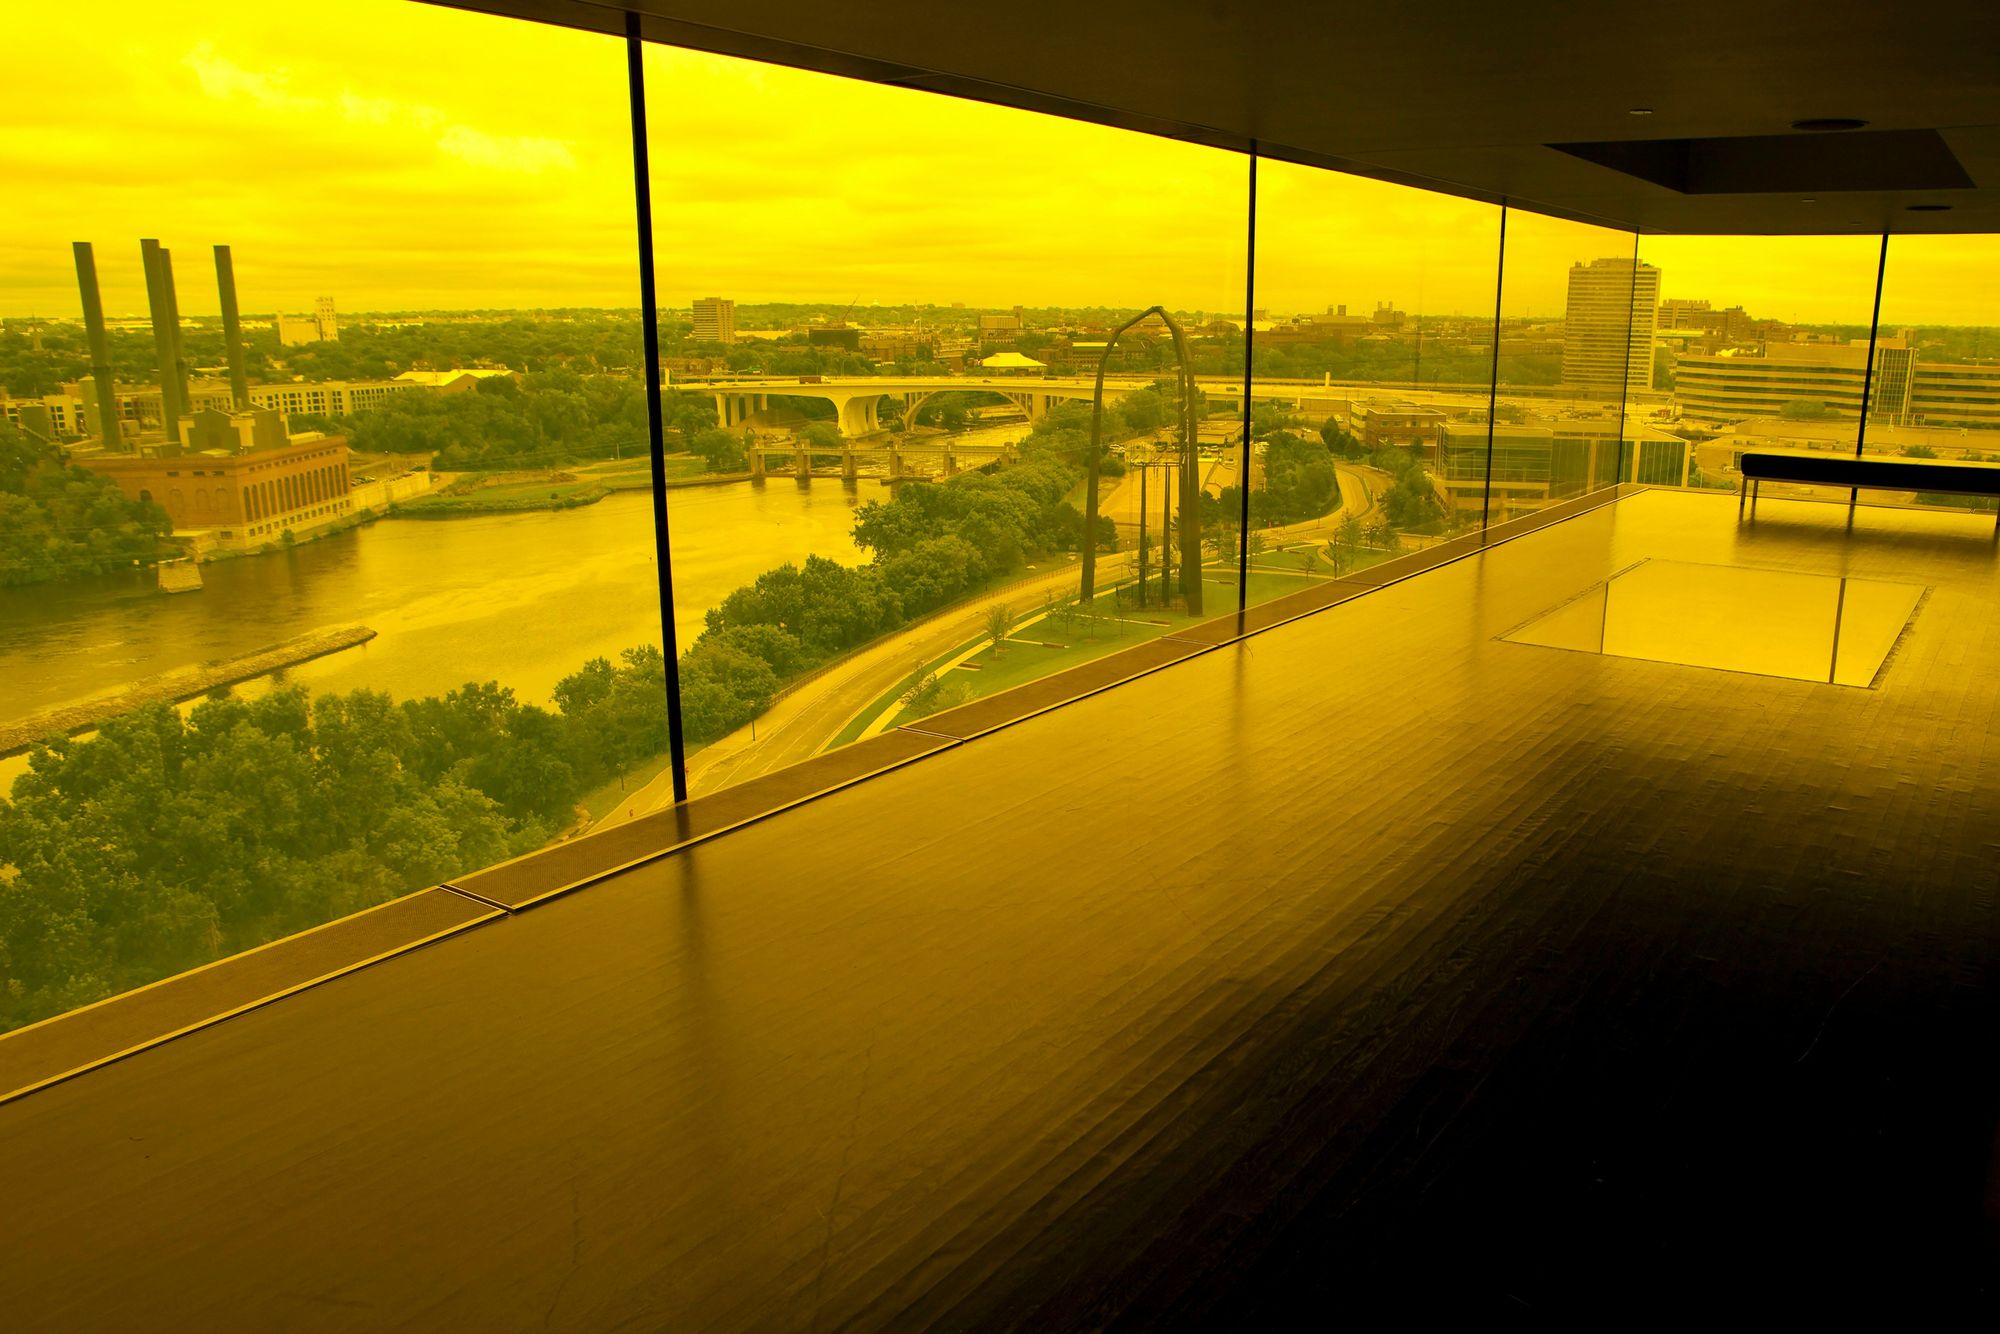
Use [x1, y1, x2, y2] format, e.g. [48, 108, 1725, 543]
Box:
[1, 0, 1984, 324]
[181, 40, 312, 112]
[437, 125, 576, 175]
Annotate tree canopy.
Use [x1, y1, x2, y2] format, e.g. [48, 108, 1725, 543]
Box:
[0, 421, 171, 586]
[0, 646, 673, 1031]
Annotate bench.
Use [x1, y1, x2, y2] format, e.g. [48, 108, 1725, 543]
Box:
[1739, 450, 2000, 529]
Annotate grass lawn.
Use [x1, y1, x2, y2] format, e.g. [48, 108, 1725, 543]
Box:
[573, 737, 717, 826]
[576, 750, 676, 823]
[573, 456, 710, 488]
[831, 565, 1337, 745]
[398, 473, 611, 513]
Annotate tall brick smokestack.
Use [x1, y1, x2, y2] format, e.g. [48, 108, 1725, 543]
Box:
[140, 238, 183, 443]
[213, 245, 251, 411]
[71, 242, 122, 449]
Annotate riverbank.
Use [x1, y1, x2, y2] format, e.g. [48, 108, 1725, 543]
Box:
[0, 624, 377, 758]
[386, 458, 761, 517]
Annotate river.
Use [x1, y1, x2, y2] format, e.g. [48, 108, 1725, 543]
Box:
[0, 479, 878, 774]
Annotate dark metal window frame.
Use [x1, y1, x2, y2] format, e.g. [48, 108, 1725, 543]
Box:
[608, 8, 1911, 801]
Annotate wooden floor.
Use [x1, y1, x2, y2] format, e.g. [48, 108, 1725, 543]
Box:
[4, 489, 1997, 1327]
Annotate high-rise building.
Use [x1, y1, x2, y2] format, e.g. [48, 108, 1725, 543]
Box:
[1659, 297, 1711, 329]
[276, 300, 338, 346]
[691, 296, 735, 343]
[1560, 257, 1661, 394]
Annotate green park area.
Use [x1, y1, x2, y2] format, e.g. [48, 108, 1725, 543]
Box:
[393, 472, 612, 515]
[834, 541, 1395, 745]
[391, 454, 711, 515]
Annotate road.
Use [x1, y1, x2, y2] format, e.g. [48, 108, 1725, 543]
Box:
[593, 461, 1385, 826]
[595, 550, 1139, 824]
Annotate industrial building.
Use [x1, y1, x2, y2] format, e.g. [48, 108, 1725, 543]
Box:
[57, 239, 358, 549]
[79, 430, 356, 544]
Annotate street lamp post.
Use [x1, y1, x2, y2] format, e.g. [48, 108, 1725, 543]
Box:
[1127, 441, 1157, 610]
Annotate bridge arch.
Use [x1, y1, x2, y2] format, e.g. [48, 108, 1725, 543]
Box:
[709, 376, 1112, 440]
[901, 387, 1041, 430]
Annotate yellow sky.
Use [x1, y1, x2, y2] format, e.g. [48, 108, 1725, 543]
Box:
[2, 0, 1990, 325]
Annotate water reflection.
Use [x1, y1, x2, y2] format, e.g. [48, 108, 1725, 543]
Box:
[0, 485, 867, 723]
[1504, 558, 1922, 687]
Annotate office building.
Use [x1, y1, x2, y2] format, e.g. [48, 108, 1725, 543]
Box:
[0, 389, 88, 440]
[1670, 338, 2000, 426]
[276, 298, 338, 346]
[1561, 256, 1661, 394]
[1439, 417, 1691, 517]
[691, 296, 735, 342]
[1358, 401, 1446, 451]
[1658, 296, 1711, 328]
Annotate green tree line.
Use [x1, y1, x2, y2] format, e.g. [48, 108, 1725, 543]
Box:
[675, 401, 1126, 740]
[0, 646, 671, 1030]
[0, 421, 171, 586]
[330, 373, 732, 473]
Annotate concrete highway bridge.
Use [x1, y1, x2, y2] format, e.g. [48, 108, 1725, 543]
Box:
[700, 374, 1327, 439]
[748, 435, 1015, 480]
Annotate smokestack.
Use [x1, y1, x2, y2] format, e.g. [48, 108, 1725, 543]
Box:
[160, 247, 192, 413]
[140, 238, 183, 443]
[71, 242, 122, 450]
[213, 245, 250, 411]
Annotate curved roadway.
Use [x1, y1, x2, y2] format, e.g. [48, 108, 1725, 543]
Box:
[596, 462, 1382, 825]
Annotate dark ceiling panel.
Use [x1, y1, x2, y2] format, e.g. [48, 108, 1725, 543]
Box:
[1551, 130, 1977, 196]
[425, 0, 2000, 234]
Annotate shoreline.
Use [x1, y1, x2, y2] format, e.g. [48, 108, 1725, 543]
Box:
[0, 624, 378, 759]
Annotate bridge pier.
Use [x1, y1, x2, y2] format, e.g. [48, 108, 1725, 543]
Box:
[793, 447, 810, 481]
[841, 449, 857, 481]
[889, 446, 904, 481]
[835, 394, 881, 437]
[750, 447, 766, 480]
[942, 446, 958, 478]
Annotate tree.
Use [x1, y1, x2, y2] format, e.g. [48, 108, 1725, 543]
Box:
[799, 422, 842, 455]
[984, 603, 1013, 656]
[1251, 402, 1298, 439]
[1255, 431, 1341, 526]
[0, 680, 571, 1032]
[0, 421, 171, 586]
[1781, 399, 1832, 420]
[690, 427, 747, 472]
[664, 391, 718, 452]
[897, 670, 972, 721]
[1320, 416, 1365, 458]
[1333, 513, 1363, 573]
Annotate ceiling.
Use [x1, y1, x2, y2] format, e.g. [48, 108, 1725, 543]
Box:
[432, 0, 2000, 235]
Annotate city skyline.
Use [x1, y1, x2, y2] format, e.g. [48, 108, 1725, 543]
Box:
[2, 1, 1995, 324]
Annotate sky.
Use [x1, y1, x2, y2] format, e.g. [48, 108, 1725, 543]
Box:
[2, 0, 1993, 324]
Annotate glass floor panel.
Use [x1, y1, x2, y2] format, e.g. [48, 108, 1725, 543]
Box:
[1502, 558, 1924, 687]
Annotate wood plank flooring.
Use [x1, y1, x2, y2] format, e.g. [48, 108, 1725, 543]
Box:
[1, 489, 1995, 1327]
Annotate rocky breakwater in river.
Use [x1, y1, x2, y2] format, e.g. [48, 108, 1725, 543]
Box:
[0, 624, 378, 758]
